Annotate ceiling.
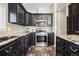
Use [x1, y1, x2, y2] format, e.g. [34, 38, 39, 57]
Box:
[22, 3, 53, 8]
[22, 3, 53, 12]
[22, 3, 68, 12]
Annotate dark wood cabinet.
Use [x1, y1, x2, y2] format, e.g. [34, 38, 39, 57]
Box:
[28, 12, 33, 26]
[64, 40, 79, 56]
[16, 36, 25, 56]
[56, 36, 79, 56]
[32, 13, 53, 26]
[28, 32, 35, 46]
[8, 3, 17, 24]
[56, 36, 65, 56]
[0, 32, 35, 56]
[67, 3, 79, 34]
[24, 34, 29, 55]
[24, 12, 29, 26]
[15, 32, 35, 56]
[8, 3, 33, 26]
[17, 4, 26, 25]
[48, 33, 54, 46]
[0, 41, 16, 56]
[8, 3, 26, 25]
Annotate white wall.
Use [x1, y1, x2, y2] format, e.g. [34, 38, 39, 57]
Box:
[57, 10, 67, 35]
[0, 4, 7, 31]
[56, 3, 67, 35]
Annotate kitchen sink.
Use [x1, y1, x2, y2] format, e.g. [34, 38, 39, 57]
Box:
[0, 36, 17, 42]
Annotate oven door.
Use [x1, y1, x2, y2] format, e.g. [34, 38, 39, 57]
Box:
[37, 36, 47, 42]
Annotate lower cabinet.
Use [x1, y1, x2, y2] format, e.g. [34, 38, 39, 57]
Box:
[56, 36, 65, 56]
[56, 36, 79, 56]
[64, 40, 79, 56]
[29, 32, 35, 46]
[0, 41, 16, 56]
[24, 34, 30, 55]
[16, 36, 25, 56]
[31, 32, 35, 46]
[48, 33, 54, 45]
[0, 32, 35, 56]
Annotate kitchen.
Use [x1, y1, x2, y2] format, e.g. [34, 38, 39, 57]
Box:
[0, 3, 79, 56]
[0, 3, 54, 56]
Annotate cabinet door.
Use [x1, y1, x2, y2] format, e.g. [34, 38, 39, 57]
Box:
[56, 36, 65, 55]
[67, 16, 74, 34]
[19, 37, 25, 56]
[24, 12, 28, 26]
[27, 12, 30, 26]
[16, 36, 25, 56]
[32, 33, 35, 45]
[17, 4, 25, 25]
[17, 4, 20, 24]
[29, 13, 32, 26]
[48, 33, 54, 45]
[16, 39, 21, 56]
[8, 3, 17, 23]
[0, 41, 16, 56]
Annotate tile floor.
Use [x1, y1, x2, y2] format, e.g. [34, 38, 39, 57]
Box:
[27, 46, 56, 56]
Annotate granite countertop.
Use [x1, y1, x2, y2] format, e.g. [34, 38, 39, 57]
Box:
[0, 32, 29, 47]
[57, 34, 79, 45]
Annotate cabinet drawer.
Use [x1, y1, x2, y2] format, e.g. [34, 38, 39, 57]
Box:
[65, 40, 79, 56]
[0, 41, 16, 56]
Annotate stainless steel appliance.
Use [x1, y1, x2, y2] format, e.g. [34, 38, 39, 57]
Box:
[35, 32, 48, 46]
[35, 20, 48, 46]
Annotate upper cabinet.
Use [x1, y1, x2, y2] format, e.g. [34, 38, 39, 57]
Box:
[8, 3, 33, 26]
[67, 3, 79, 34]
[17, 4, 26, 25]
[8, 3, 53, 26]
[32, 13, 53, 26]
[8, 3, 17, 24]
[24, 12, 33, 26]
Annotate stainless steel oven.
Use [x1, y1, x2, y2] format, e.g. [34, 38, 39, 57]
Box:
[35, 32, 48, 46]
[35, 20, 48, 46]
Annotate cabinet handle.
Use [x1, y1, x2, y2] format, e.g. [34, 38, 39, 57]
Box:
[70, 46, 78, 52]
[5, 47, 12, 53]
